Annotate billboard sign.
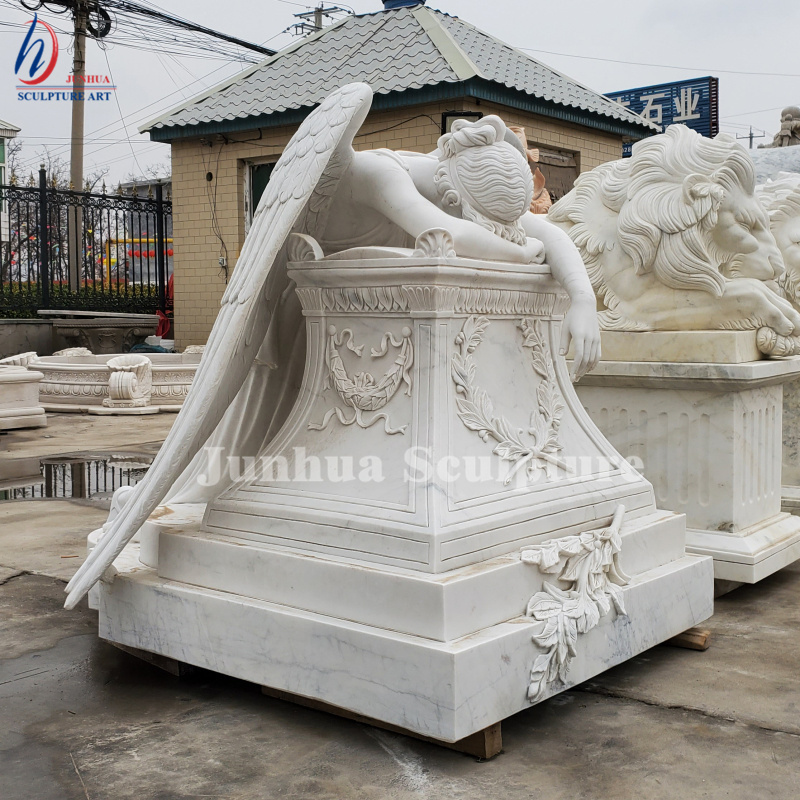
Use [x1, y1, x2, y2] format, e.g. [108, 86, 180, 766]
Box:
[605, 76, 719, 156]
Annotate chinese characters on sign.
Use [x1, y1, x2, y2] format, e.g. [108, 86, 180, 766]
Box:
[606, 77, 719, 157]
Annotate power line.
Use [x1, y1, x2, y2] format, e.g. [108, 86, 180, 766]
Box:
[16, 136, 159, 143]
[519, 46, 800, 79]
[102, 45, 143, 176]
[17, 0, 277, 56]
[12, 55, 259, 172]
[11, 12, 291, 173]
[722, 106, 785, 120]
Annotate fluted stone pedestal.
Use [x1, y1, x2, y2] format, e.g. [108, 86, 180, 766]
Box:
[576, 335, 800, 583]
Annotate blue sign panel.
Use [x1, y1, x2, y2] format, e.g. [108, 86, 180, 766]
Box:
[606, 76, 719, 157]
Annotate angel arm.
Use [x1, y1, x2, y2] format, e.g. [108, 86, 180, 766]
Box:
[521, 213, 600, 380]
[349, 151, 543, 264]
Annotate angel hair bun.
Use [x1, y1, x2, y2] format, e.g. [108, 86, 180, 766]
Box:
[437, 116, 505, 159]
[435, 115, 533, 244]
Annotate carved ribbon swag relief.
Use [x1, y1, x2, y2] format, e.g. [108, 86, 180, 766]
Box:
[309, 325, 414, 435]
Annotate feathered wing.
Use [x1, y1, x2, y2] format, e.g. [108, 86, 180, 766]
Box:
[64, 83, 373, 610]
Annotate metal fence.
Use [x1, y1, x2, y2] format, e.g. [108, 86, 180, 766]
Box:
[0, 454, 153, 502]
[0, 167, 173, 317]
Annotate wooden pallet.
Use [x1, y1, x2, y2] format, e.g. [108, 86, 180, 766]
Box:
[664, 626, 712, 651]
[261, 686, 502, 760]
[106, 641, 501, 759]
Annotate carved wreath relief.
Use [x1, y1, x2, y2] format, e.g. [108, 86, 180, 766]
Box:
[452, 315, 565, 484]
[309, 325, 414, 435]
[522, 505, 630, 703]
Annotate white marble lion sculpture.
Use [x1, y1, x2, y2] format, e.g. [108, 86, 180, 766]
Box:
[549, 124, 800, 356]
[756, 173, 800, 354]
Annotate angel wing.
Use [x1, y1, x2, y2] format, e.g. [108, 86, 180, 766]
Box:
[64, 82, 373, 609]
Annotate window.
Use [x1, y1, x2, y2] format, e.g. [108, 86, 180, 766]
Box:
[528, 144, 580, 203]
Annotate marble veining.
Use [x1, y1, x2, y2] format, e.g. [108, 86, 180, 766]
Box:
[71, 84, 713, 742]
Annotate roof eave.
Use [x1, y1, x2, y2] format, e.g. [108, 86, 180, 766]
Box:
[0, 120, 21, 138]
[148, 77, 656, 144]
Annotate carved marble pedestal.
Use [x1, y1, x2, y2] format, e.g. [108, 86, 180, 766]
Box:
[781, 375, 800, 515]
[576, 342, 800, 583]
[92, 251, 712, 743]
[52, 317, 157, 354]
[0, 364, 47, 431]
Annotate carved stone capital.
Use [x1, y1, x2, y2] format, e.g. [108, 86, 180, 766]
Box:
[103, 355, 153, 408]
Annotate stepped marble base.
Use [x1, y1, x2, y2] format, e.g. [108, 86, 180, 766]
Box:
[85, 252, 715, 744]
[92, 508, 713, 743]
[687, 513, 800, 582]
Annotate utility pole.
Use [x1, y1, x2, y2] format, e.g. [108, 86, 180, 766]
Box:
[290, 4, 349, 36]
[21, 0, 280, 290]
[66, 1, 87, 290]
[69, 1, 87, 193]
[736, 126, 766, 150]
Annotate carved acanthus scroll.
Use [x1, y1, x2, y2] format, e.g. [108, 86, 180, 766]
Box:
[522, 505, 629, 703]
[103, 355, 153, 409]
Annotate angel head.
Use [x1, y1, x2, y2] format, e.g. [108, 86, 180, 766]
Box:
[434, 116, 533, 246]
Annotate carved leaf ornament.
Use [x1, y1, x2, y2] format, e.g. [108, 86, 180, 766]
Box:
[521, 505, 630, 703]
[452, 316, 566, 483]
[309, 326, 414, 435]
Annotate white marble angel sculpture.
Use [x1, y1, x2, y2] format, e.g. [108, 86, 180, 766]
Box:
[65, 82, 601, 608]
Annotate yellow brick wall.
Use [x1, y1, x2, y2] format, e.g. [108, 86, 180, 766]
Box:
[170, 101, 625, 346]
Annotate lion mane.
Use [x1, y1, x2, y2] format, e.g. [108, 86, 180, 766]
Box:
[757, 173, 800, 308]
[549, 126, 757, 321]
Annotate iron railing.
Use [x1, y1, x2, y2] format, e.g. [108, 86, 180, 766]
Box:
[0, 167, 173, 317]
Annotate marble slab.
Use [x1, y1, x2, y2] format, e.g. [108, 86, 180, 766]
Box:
[592, 331, 763, 365]
[687, 514, 800, 582]
[154, 508, 687, 642]
[97, 545, 713, 743]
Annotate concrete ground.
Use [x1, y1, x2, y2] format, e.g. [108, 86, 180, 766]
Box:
[2, 415, 800, 799]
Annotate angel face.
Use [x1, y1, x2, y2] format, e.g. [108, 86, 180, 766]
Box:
[713, 186, 784, 282]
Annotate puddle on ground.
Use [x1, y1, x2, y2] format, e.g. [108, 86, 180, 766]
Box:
[0, 452, 153, 501]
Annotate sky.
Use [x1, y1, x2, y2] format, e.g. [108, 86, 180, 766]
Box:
[2, 0, 798, 185]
